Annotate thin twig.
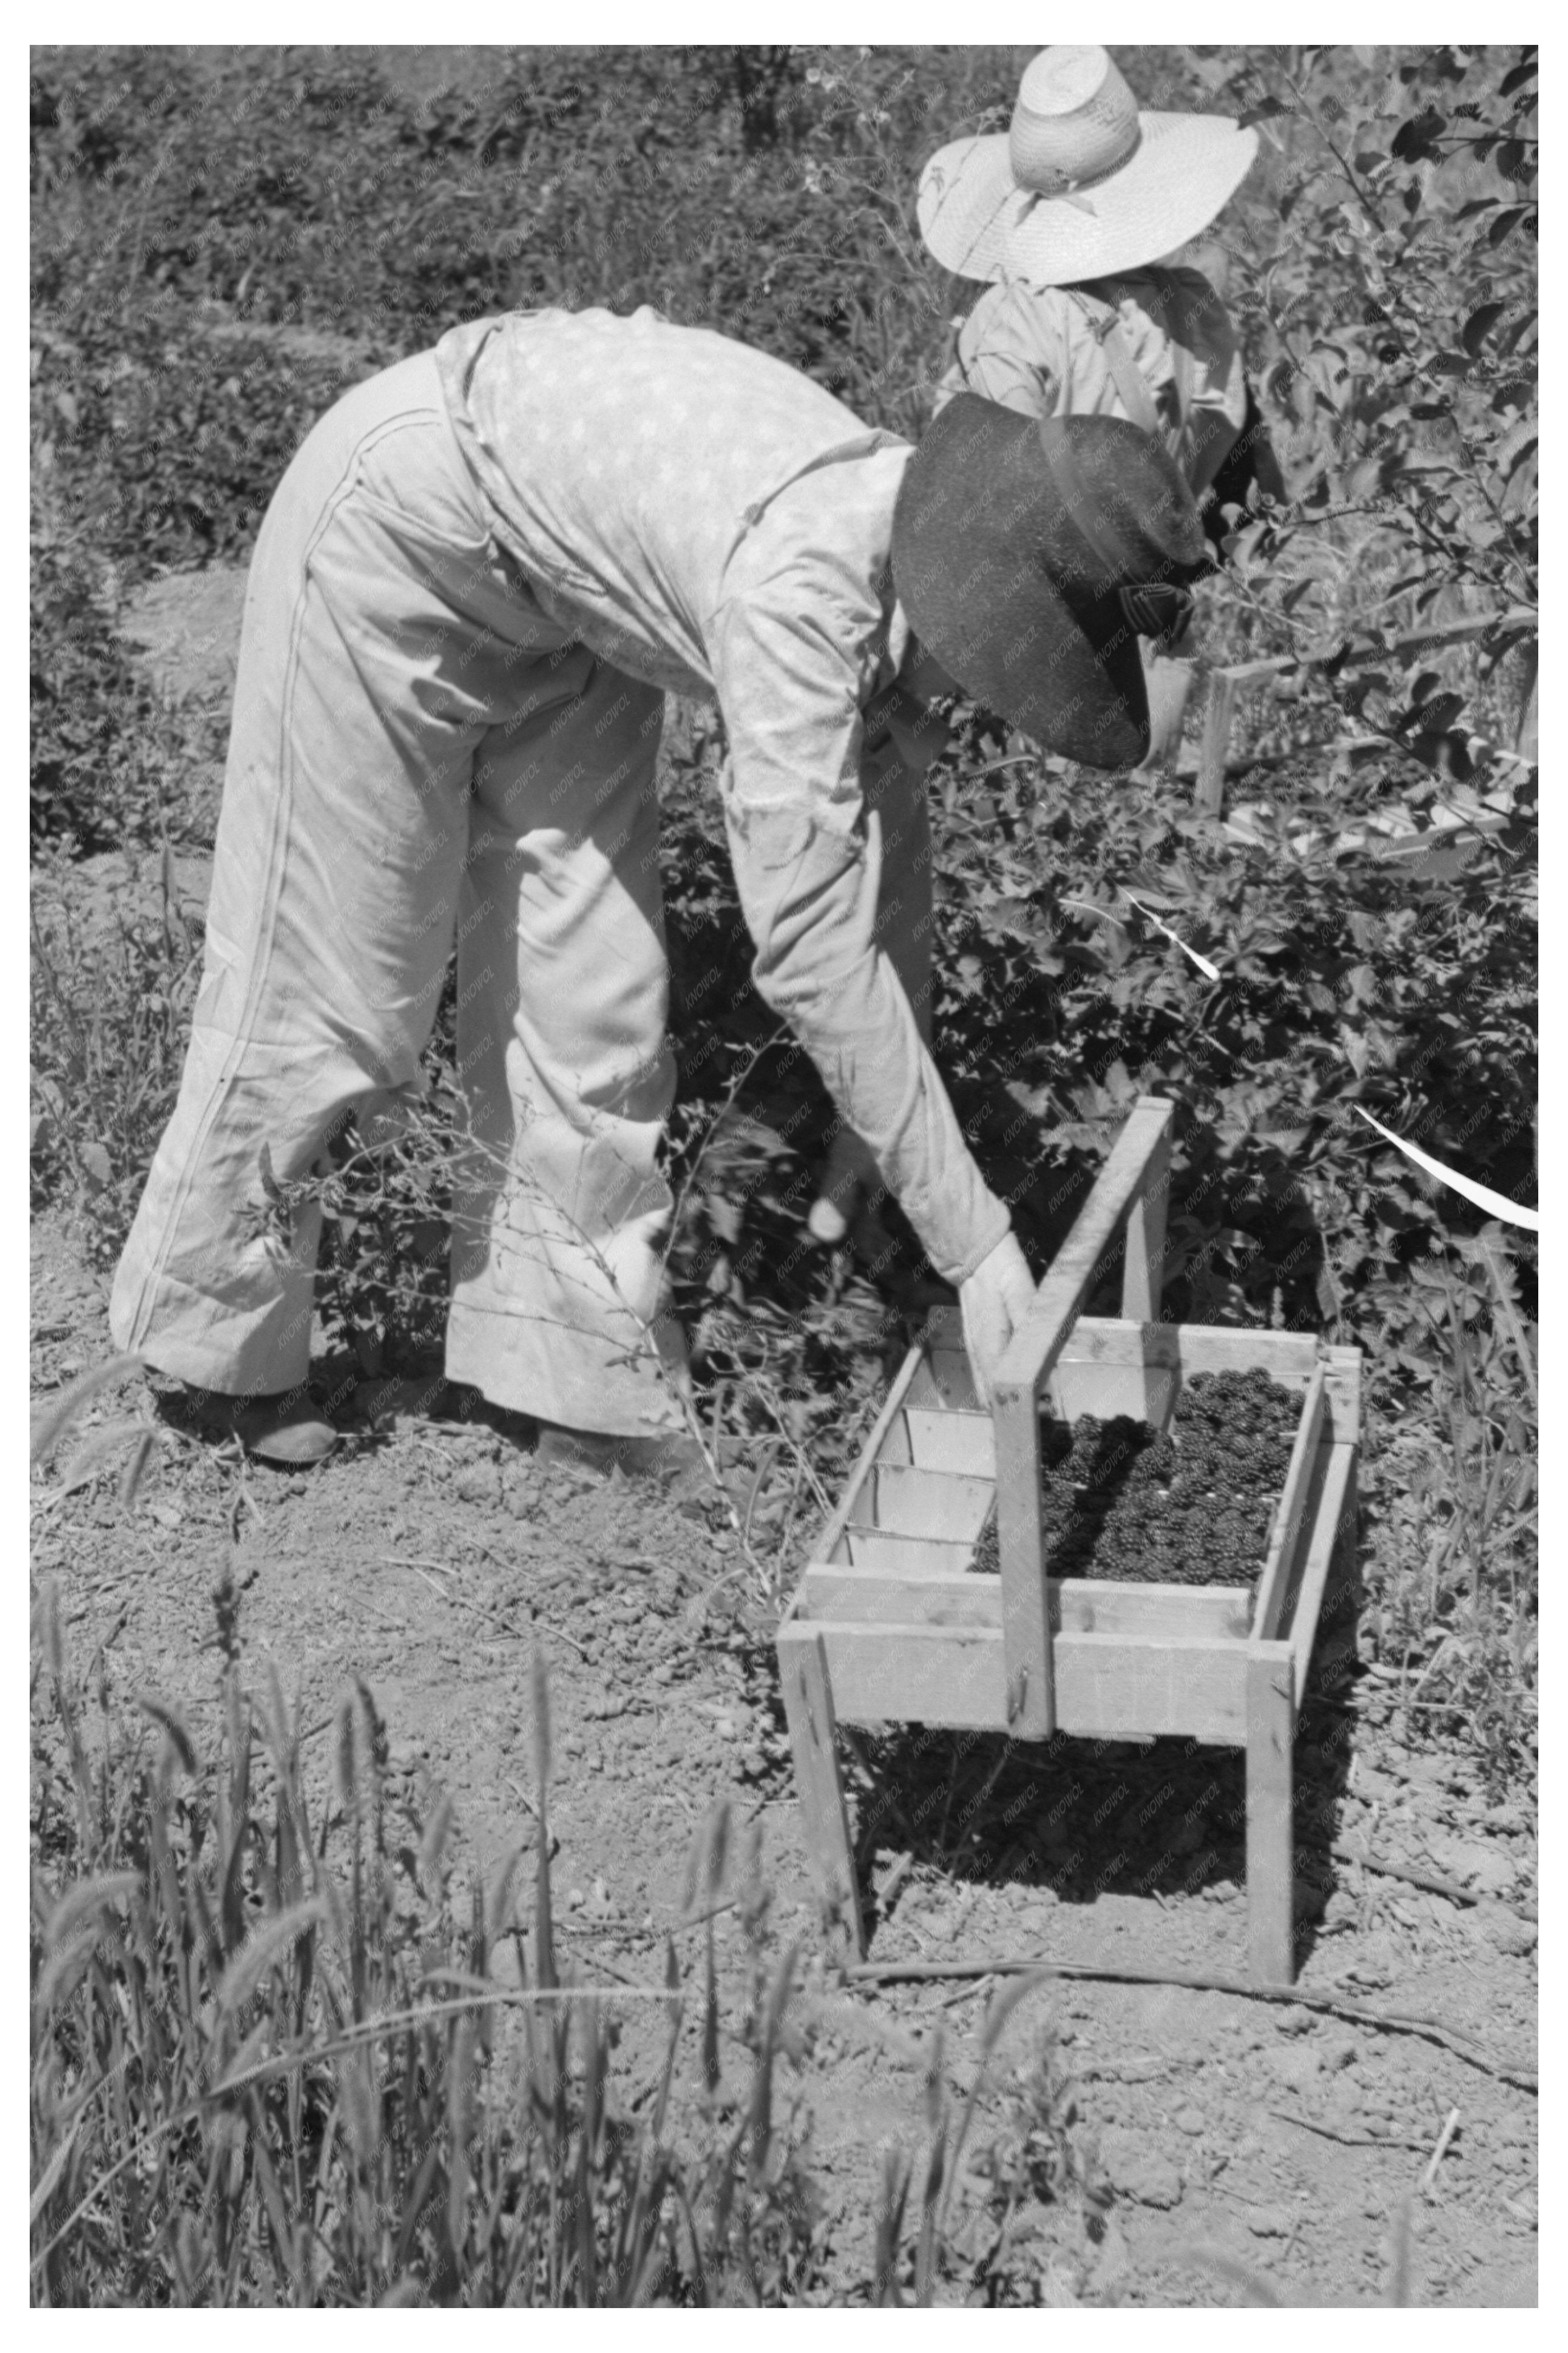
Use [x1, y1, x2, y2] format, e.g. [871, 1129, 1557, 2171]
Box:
[1477, 1237, 1538, 1408]
[1327, 1838, 1537, 1924]
[845, 1957, 1536, 2090]
[1269, 2108, 1433, 2154]
[1422, 2106, 1462, 2193]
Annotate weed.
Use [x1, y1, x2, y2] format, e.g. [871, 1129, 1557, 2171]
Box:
[30, 1573, 830, 2307]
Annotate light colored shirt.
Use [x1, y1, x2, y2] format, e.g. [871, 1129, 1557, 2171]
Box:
[436, 305, 1010, 1286]
[934, 267, 1248, 495]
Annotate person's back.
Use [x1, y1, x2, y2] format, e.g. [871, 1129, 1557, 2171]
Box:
[934, 265, 1248, 503]
[437, 304, 908, 703]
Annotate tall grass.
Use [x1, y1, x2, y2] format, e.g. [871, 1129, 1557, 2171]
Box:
[1362, 1232, 1537, 1769]
[30, 840, 203, 1261]
[30, 1581, 823, 2306]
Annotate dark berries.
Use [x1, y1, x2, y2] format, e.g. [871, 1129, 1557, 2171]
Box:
[970, 1368, 1302, 1588]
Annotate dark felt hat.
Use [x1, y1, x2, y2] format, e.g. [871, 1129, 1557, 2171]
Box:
[891, 395, 1212, 768]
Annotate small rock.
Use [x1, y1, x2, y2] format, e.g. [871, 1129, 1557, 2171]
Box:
[1425, 1834, 1518, 1900]
[1272, 2005, 1314, 2036]
[1318, 2031, 1359, 2072]
[1172, 2105, 1206, 2136]
[1478, 1904, 1537, 1957]
[1098, 2127, 1183, 2210]
[1270, 2045, 1322, 2093]
[1347, 1936, 1396, 1989]
[714, 1714, 737, 1739]
[456, 1462, 501, 1507]
[567, 1887, 585, 1910]
[1245, 2203, 1293, 2239]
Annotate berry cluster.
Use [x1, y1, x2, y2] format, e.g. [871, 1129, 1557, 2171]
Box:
[970, 1368, 1302, 1589]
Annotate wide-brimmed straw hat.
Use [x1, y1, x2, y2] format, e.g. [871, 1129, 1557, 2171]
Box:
[891, 396, 1211, 769]
[918, 46, 1258, 286]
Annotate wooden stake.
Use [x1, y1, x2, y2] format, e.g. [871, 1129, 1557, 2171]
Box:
[777, 1624, 863, 1959]
[1196, 670, 1239, 815]
[1246, 1644, 1296, 1985]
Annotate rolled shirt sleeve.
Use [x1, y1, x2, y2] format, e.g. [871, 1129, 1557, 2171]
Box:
[436, 307, 1013, 1286]
[708, 557, 1010, 1288]
[932, 271, 1248, 493]
[934, 280, 1066, 420]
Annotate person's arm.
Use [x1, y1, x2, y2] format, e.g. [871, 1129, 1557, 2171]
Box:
[706, 578, 1010, 1291]
[945, 283, 1064, 420]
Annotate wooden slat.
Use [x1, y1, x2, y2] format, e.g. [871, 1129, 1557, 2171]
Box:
[1246, 1642, 1297, 1985]
[1322, 1345, 1362, 1448]
[1176, 1326, 1319, 1379]
[1050, 1354, 1179, 1432]
[1120, 1113, 1170, 1322]
[1197, 669, 1240, 815]
[917, 1303, 965, 1351]
[1056, 1629, 1251, 1742]
[804, 1566, 1252, 1641]
[822, 1621, 1009, 1730]
[988, 1092, 1172, 1741]
[805, 1568, 999, 1627]
[904, 1407, 995, 1477]
[819, 1343, 927, 1565]
[1056, 1319, 1362, 1440]
[1055, 1579, 1254, 1641]
[993, 1098, 1175, 1743]
[820, 1621, 1252, 1743]
[858, 1465, 995, 1542]
[902, 1338, 979, 1412]
[995, 1382, 1049, 1734]
[1285, 1442, 1358, 1710]
[1052, 1318, 1182, 1369]
[1250, 1363, 1328, 1639]
[876, 1413, 913, 1468]
[776, 1625, 865, 1957]
[995, 1099, 1178, 1407]
[840, 1529, 976, 1577]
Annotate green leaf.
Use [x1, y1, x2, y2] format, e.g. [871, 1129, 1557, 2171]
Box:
[1392, 108, 1445, 163]
[1462, 302, 1506, 356]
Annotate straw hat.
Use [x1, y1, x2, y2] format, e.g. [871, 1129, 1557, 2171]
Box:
[918, 46, 1258, 287]
[891, 397, 1211, 769]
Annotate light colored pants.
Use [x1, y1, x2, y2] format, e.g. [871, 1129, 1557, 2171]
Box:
[110, 354, 935, 1434]
[111, 353, 684, 1434]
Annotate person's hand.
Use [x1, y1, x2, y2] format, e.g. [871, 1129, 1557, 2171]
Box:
[958, 1230, 1036, 1408]
[807, 1129, 884, 1248]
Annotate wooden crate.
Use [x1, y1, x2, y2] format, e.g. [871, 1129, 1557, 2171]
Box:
[778, 1097, 1362, 1985]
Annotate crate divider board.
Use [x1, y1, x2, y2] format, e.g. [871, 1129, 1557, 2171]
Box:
[777, 1093, 1362, 1985]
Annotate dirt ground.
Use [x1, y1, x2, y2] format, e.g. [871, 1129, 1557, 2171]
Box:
[29, 1205, 1538, 2308]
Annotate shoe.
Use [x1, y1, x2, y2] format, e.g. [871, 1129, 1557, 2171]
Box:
[535, 1423, 706, 1480]
[181, 1385, 340, 1467]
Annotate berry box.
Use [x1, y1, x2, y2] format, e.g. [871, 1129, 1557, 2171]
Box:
[777, 1096, 1361, 1985]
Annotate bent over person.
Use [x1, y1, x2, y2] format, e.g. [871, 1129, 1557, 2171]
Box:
[919, 45, 1283, 769]
[110, 304, 1209, 1462]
